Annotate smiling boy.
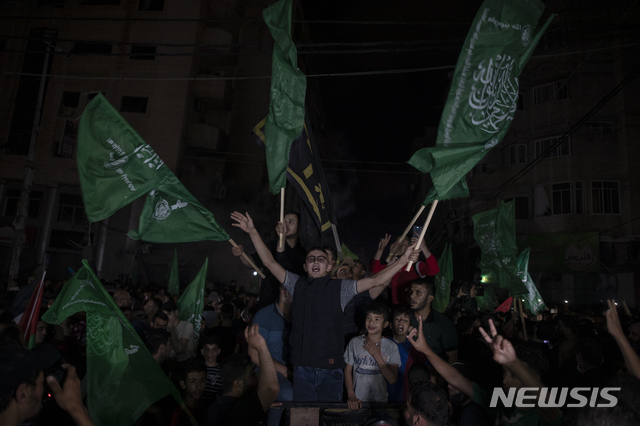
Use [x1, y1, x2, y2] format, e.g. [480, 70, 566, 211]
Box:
[230, 211, 418, 402]
[344, 300, 400, 409]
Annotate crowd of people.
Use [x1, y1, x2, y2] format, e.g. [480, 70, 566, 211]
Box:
[2, 210, 640, 426]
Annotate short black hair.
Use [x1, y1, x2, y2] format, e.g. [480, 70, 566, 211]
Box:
[306, 246, 328, 257]
[353, 259, 366, 273]
[410, 381, 449, 426]
[366, 300, 391, 322]
[321, 245, 337, 261]
[284, 210, 300, 222]
[514, 341, 549, 375]
[220, 354, 253, 393]
[411, 278, 435, 296]
[179, 358, 206, 383]
[392, 307, 411, 320]
[162, 301, 178, 313]
[202, 334, 221, 348]
[153, 312, 169, 323]
[145, 328, 171, 355]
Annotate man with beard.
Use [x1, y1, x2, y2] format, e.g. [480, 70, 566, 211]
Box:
[408, 279, 458, 363]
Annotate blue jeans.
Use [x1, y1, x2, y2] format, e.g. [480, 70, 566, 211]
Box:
[293, 366, 343, 402]
[267, 372, 293, 426]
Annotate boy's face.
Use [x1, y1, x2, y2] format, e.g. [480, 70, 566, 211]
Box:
[202, 343, 221, 364]
[303, 249, 331, 279]
[181, 371, 206, 400]
[392, 313, 411, 337]
[336, 264, 353, 280]
[283, 213, 299, 237]
[365, 313, 389, 336]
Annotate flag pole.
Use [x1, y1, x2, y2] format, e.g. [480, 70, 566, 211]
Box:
[517, 298, 528, 341]
[386, 205, 426, 263]
[405, 200, 438, 272]
[228, 239, 266, 279]
[278, 188, 285, 250]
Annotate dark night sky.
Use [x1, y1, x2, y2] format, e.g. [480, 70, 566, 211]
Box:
[292, 1, 485, 257]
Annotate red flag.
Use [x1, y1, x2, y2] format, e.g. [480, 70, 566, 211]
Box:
[495, 296, 514, 313]
[17, 271, 46, 349]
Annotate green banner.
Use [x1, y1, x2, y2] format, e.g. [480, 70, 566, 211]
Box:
[78, 93, 171, 222]
[263, 0, 307, 194]
[409, 0, 554, 199]
[177, 258, 207, 355]
[433, 243, 453, 313]
[168, 249, 179, 296]
[473, 200, 526, 295]
[514, 247, 547, 314]
[518, 232, 600, 274]
[42, 260, 182, 426]
[127, 174, 229, 243]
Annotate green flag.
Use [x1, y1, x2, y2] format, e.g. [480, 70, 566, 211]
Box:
[340, 243, 359, 261]
[42, 260, 182, 426]
[78, 93, 171, 222]
[127, 174, 230, 243]
[475, 284, 498, 312]
[423, 179, 470, 205]
[473, 200, 527, 294]
[408, 0, 554, 199]
[168, 249, 179, 296]
[433, 243, 453, 313]
[514, 247, 547, 313]
[177, 258, 208, 356]
[262, 0, 307, 194]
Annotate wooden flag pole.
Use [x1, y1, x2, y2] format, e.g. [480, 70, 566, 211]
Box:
[405, 200, 438, 272]
[229, 239, 266, 279]
[278, 188, 285, 250]
[517, 298, 528, 341]
[385, 205, 426, 263]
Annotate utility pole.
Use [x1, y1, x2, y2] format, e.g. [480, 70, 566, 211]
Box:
[8, 35, 53, 286]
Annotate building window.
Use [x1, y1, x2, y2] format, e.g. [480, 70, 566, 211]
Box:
[3, 189, 43, 218]
[507, 144, 527, 165]
[120, 96, 148, 113]
[130, 45, 157, 60]
[591, 181, 620, 214]
[531, 80, 568, 106]
[57, 194, 85, 224]
[552, 182, 572, 215]
[585, 121, 616, 143]
[574, 181, 584, 214]
[534, 181, 583, 216]
[535, 136, 570, 158]
[73, 42, 113, 55]
[139, 0, 164, 11]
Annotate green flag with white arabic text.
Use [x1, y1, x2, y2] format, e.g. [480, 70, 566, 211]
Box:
[78, 94, 171, 222]
[433, 243, 453, 313]
[42, 260, 182, 426]
[262, 0, 307, 194]
[128, 174, 229, 243]
[473, 200, 526, 295]
[409, 0, 554, 200]
[177, 258, 208, 356]
[514, 247, 547, 313]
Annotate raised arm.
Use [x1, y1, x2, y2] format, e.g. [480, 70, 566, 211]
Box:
[356, 244, 418, 294]
[245, 324, 279, 412]
[372, 234, 391, 261]
[407, 317, 473, 397]
[231, 244, 253, 269]
[231, 212, 286, 283]
[605, 299, 640, 379]
[479, 319, 560, 422]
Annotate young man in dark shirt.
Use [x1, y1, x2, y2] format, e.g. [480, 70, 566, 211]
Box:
[230, 211, 418, 402]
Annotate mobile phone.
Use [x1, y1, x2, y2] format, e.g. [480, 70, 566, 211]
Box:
[412, 225, 423, 238]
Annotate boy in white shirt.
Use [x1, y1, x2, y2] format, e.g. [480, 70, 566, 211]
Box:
[344, 300, 400, 409]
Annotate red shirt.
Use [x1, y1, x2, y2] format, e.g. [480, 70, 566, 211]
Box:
[369, 255, 439, 305]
